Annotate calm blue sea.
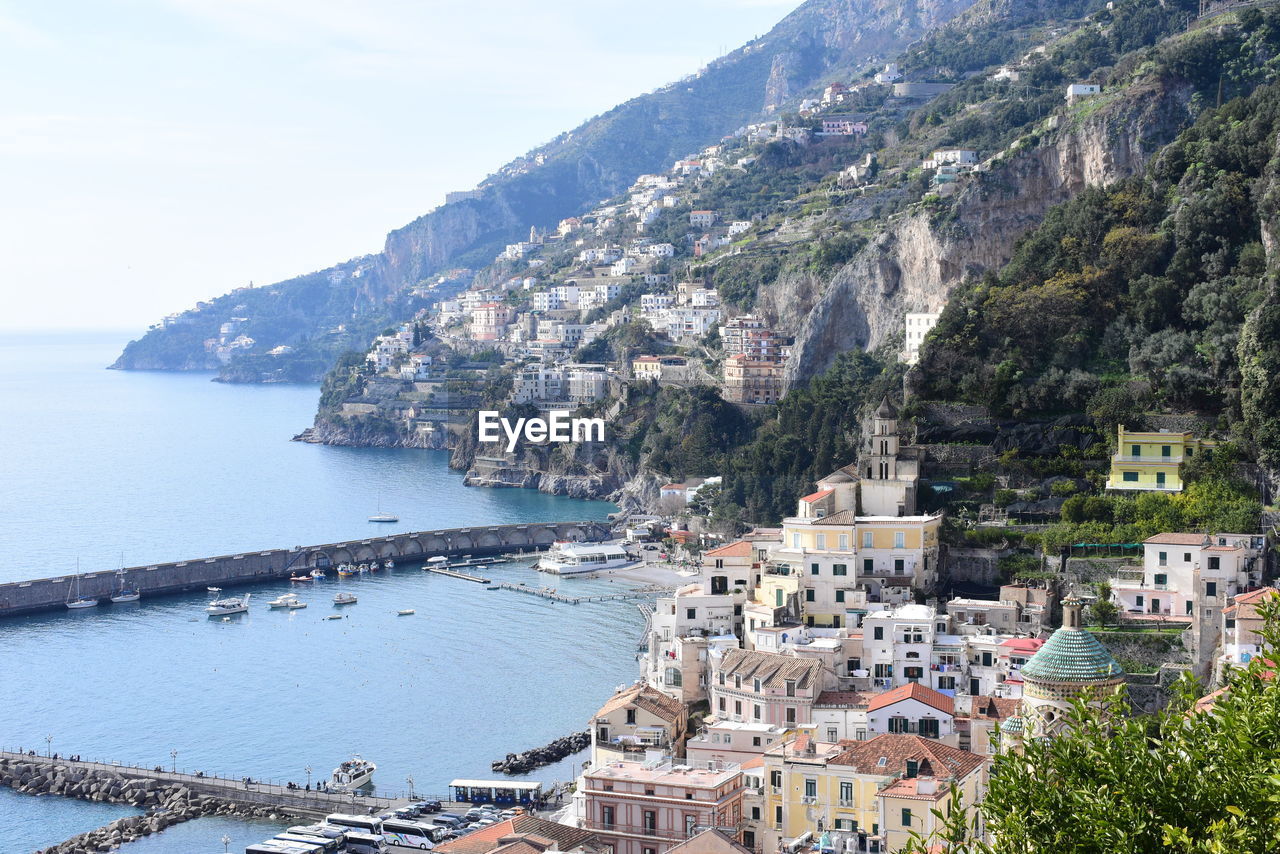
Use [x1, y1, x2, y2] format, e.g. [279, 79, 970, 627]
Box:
[0, 331, 639, 853]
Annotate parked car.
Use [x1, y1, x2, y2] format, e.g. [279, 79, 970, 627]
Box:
[414, 800, 443, 814]
[643, 544, 658, 551]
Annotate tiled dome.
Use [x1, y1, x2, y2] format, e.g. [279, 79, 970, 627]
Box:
[1021, 622, 1124, 683]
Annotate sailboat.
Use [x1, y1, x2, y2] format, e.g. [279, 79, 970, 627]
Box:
[66, 561, 99, 610]
[110, 558, 140, 603]
[368, 494, 398, 523]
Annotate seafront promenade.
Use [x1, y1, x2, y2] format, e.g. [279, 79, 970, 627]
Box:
[0, 520, 611, 617]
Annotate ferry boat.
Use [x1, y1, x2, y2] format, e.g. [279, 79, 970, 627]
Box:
[333, 591, 358, 605]
[537, 542, 635, 575]
[206, 589, 251, 616]
[329, 755, 376, 791]
[268, 593, 299, 609]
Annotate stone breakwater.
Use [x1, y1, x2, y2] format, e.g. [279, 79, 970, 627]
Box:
[491, 731, 590, 776]
[0, 757, 292, 853]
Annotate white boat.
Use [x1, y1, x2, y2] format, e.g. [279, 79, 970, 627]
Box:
[110, 561, 140, 603]
[206, 591, 251, 616]
[370, 561, 380, 571]
[66, 564, 98, 610]
[268, 593, 299, 609]
[310, 569, 327, 579]
[397, 609, 415, 616]
[287, 601, 308, 610]
[330, 755, 376, 791]
[333, 592, 358, 605]
[325, 614, 344, 620]
[537, 542, 635, 575]
[384, 559, 395, 569]
[357, 563, 369, 574]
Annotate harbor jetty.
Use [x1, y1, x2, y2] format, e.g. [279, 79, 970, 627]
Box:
[491, 732, 590, 776]
[0, 520, 610, 618]
[492, 582, 680, 604]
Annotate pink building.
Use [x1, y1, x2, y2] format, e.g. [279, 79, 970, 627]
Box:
[471, 302, 515, 341]
[581, 759, 746, 854]
[709, 649, 823, 729]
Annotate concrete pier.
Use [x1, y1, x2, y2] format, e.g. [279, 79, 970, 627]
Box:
[0, 520, 610, 618]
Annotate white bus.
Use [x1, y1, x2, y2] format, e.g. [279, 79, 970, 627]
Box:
[324, 813, 383, 835]
[244, 842, 325, 854]
[344, 831, 390, 854]
[273, 833, 342, 853]
[381, 819, 441, 849]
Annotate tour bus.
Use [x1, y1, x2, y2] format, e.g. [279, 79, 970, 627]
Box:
[344, 831, 390, 854]
[244, 841, 325, 854]
[324, 812, 384, 835]
[272, 833, 343, 853]
[381, 818, 442, 849]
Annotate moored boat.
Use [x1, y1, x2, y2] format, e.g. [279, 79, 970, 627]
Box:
[66, 564, 98, 610]
[333, 592, 358, 605]
[329, 755, 376, 791]
[537, 542, 635, 575]
[206, 590, 251, 616]
[337, 564, 356, 577]
[310, 569, 327, 579]
[397, 608, 415, 616]
[268, 593, 299, 609]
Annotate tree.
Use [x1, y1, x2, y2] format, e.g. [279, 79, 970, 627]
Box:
[1090, 599, 1119, 628]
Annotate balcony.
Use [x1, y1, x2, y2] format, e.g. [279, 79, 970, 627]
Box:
[1113, 454, 1182, 463]
[583, 820, 691, 842]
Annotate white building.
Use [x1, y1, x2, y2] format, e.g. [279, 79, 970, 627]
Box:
[874, 63, 901, 84]
[689, 210, 717, 228]
[1066, 83, 1101, 103]
[902, 312, 941, 365]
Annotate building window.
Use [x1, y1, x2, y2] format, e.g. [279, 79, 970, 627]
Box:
[775, 806, 783, 827]
[806, 589, 815, 602]
[753, 677, 762, 692]
[839, 535, 849, 550]
[805, 779, 817, 798]
[894, 559, 905, 574]
[1183, 552, 1191, 563]
[836, 590, 846, 603]
[753, 736, 762, 747]
[1162, 445, 1171, 457]
[863, 532, 873, 548]
[1131, 444, 1141, 457]
[1209, 556, 1220, 570]
[816, 535, 826, 550]
[828, 727, 839, 742]
[840, 781, 853, 802]
[626, 709, 636, 725]
[792, 533, 800, 548]
[643, 810, 656, 835]
[919, 719, 939, 738]
[602, 806, 615, 829]
[718, 697, 726, 712]
[666, 667, 682, 687]
[811, 562, 820, 575]
[894, 532, 905, 549]
[888, 717, 908, 733]
[1207, 581, 1217, 597]
[786, 707, 796, 724]
[735, 700, 742, 716]
[906, 759, 919, 778]
[1123, 471, 1139, 482]
[1154, 573, 1167, 588]
[833, 564, 847, 576]
[770, 770, 782, 789]
[901, 808, 912, 827]
[786, 679, 796, 697]
[754, 704, 762, 721]
[874, 626, 884, 640]
[863, 558, 874, 574]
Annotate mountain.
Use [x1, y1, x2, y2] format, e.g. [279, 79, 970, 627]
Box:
[112, 0, 979, 379]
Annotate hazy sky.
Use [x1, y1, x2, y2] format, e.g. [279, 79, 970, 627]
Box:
[0, 0, 797, 331]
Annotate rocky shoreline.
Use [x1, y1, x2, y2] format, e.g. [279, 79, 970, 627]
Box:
[491, 731, 591, 776]
[0, 757, 294, 853]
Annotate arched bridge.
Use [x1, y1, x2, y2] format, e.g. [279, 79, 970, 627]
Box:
[0, 520, 612, 618]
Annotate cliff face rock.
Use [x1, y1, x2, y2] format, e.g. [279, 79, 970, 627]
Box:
[455, 438, 638, 503]
[293, 421, 449, 450]
[785, 79, 1194, 385]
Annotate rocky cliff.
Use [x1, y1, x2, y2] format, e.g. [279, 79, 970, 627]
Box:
[784, 78, 1194, 385]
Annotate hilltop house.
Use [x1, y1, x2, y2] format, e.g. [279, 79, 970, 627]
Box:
[1105, 425, 1216, 492]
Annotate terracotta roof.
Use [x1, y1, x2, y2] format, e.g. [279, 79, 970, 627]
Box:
[717, 648, 823, 689]
[800, 489, 834, 503]
[828, 734, 985, 779]
[1144, 533, 1212, 546]
[966, 695, 1020, 721]
[435, 817, 601, 854]
[876, 776, 951, 801]
[593, 683, 686, 723]
[999, 638, 1046, 654]
[662, 484, 686, 491]
[666, 829, 756, 854]
[866, 683, 954, 716]
[1224, 587, 1279, 617]
[740, 756, 765, 770]
[704, 541, 753, 558]
[816, 691, 871, 709]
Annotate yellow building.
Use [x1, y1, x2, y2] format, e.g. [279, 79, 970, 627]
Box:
[762, 731, 986, 853]
[1105, 424, 1215, 493]
[632, 356, 663, 381]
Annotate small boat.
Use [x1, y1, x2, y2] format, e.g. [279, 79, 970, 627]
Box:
[268, 593, 299, 609]
[289, 574, 310, 582]
[206, 591, 251, 616]
[397, 609, 415, 616]
[110, 560, 140, 603]
[330, 755, 376, 791]
[287, 601, 308, 610]
[333, 592, 358, 605]
[325, 614, 344, 620]
[66, 562, 98, 610]
[384, 559, 395, 569]
[310, 569, 327, 579]
[370, 561, 381, 571]
[207, 586, 221, 593]
[357, 563, 369, 574]
[337, 564, 356, 577]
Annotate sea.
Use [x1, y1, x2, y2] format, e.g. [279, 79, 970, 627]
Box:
[0, 331, 643, 853]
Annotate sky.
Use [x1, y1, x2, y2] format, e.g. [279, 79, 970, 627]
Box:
[0, 0, 799, 332]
